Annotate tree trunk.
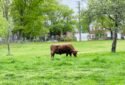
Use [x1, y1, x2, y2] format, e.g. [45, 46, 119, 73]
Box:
[111, 14, 119, 53]
[110, 30, 113, 40]
[111, 29, 117, 52]
[109, 28, 113, 40]
[7, 26, 11, 55]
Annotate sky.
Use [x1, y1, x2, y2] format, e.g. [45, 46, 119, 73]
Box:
[60, 0, 87, 14]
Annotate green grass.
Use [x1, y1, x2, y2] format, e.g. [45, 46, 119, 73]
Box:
[0, 40, 125, 85]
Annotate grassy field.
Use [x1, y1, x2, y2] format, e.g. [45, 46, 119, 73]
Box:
[0, 40, 125, 85]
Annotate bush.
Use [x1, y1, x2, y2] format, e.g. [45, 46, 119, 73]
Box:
[59, 36, 76, 41]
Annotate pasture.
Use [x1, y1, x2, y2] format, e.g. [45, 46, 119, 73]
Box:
[0, 40, 125, 85]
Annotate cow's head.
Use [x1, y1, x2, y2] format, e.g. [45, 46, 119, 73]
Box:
[72, 50, 78, 57]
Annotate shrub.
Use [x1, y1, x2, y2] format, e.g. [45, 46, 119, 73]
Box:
[59, 36, 76, 41]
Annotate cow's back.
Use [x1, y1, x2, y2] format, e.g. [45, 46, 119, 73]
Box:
[57, 44, 74, 53]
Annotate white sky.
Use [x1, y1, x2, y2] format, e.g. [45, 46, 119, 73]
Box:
[60, 0, 87, 14]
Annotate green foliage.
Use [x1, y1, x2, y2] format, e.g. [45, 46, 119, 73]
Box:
[59, 36, 76, 41]
[0, 11, 8, 37]
[10, 0, 75, 39]
[0, 15, 8, 37]
[11, 0, 49, 38]
[0, 41, 125, 84]
[87, 0, 125, 29]
[91, 29, 106, 40]
[47, 4, 75, 35]
[85, 0, 125, 52]
[81, 10, 92, 32]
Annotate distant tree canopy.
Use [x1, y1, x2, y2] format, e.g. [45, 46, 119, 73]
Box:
[48, 5, 75, 36]
[10, 0, 75, 40]
[11, 0, 48, 40]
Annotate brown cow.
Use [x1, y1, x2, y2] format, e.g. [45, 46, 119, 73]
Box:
[50, 44, 78, 59]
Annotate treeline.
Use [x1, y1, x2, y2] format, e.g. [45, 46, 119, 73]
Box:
[1, 0, 125, 53]
[0, 0, 76, 41]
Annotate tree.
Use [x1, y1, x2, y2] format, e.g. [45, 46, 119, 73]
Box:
[86, 0, 125, 52]
[0, 0, 11, 55]
[10, 0, 75, 41]
[46, 4, 75, 37]
[11, 0, 49, 40]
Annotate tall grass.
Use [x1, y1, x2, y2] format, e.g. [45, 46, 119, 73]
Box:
[0, 40, 125, 85]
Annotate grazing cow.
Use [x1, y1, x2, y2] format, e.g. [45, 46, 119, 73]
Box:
[50, 44, 78, 59]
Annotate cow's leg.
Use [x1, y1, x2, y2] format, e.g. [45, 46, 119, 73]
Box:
[66, 53, 68, 57]
[51, 55, 54, 60]
[69, 53, 72, 57]
[52, 54, 54, 60]
[51, 52, 55, 60]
